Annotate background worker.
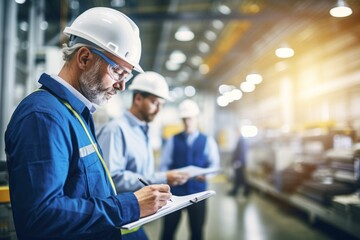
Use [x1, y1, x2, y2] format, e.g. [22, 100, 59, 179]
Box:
[228, 133, 251, 197]
[4, 7, 172, 240]
[159, 99, 220, 240]
[97, 71, 189, 239]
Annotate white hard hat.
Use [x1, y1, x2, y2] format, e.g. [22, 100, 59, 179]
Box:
[128, 71, 172, 101]
[179, 99, 200, 118]
[63, 7, 143, 73]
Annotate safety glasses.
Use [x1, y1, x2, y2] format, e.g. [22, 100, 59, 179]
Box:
[90, 48, 133, 83]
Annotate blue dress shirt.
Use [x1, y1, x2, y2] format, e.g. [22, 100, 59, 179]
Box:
[97, 110, 167, 193]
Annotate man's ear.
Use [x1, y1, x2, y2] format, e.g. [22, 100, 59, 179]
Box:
[77, 47, 92, 70]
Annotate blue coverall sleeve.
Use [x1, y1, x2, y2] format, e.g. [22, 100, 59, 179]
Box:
[5, 111, 140, 239]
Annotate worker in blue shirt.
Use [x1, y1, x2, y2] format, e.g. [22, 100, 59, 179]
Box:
[97, 71, 189, 240]
[4, 7, 171, 240]
[159, 99, 220, 240]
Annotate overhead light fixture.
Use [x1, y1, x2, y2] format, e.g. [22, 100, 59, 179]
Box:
[218, 4, 231, 15]
[165, 61, 181, 71]
[111, 0, 126, 7]
[199, 64, 210, 74]
[184, 86, 196, 97]
[19, 21, 29, 31]
[246, 73, 263, 84]
[175, 26, 194, 41]
[230, 89, 243, 101]
[240, 82, 255, 93]
[205, 30, 217, 41]
[217, 95, 229, 107]
[197, 41, 210, 53]
[170, 50, 186, 64]
[218, 84, 233, 94]
[190, 56, 203, 66]
[275, 44, 294, 58]
[330, 0, 352, 18]
[211, 20, 224, 30]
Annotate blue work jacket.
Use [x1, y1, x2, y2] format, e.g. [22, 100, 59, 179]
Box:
[5, 73, 139, 240]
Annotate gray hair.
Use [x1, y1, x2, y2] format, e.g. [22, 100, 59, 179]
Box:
[62, 43, 106, 62]
[62, 43, 90, 62]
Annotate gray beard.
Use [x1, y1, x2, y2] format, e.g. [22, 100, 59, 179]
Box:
[79, 60, 109, 105]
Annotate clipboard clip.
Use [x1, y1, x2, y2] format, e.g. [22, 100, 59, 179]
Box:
[189, 197, 198, 204]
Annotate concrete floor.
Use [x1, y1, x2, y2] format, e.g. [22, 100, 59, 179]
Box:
[144, 178, 359, 240]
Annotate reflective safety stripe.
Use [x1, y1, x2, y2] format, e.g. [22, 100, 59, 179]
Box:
[61, 101, 117, 195]
[121, 226, 141, 235]
[79, 143, 96, 158]
[35, 89, 117, 195]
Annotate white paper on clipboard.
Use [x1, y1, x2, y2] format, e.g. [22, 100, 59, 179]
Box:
[121, 190, 216, 230]
[174, 165, 220, 178]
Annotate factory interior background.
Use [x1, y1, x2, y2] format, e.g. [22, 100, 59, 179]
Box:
[1, 0, 360, 239]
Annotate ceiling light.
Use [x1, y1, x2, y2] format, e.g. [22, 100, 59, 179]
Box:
[223, 92, 235, 103]
[175, 26, 195, 41]
[240, 82, 255, 92]
[19, 21, 28, 31]
[190, 56, 203, 66]
[230, 89, 243, 100]
[199, 64, 210, 74]
[217, 95, 229, 107]
[246, 74, 263, 84]
[197, 41, 210, 53]
[184, 86, 196, 97]
[40, 21, 48, 30]
[241, 125, 258, 138]
[330, 0, 352, 17]
[218, 84, 232, 94]
[111, 0, 126, 7]
[212, 20, 224, 30]
[170, 87, 184, 99]
[166, 60, 181, 71]
[205, 30, 217, 41]
[218, 4, 231, 15]
[170, 50, 186, 64]
[275, 45, 294, 58]
[15, 0, 26, 4]
[177, 71, 190, 82]
[70, 0, 79, 10]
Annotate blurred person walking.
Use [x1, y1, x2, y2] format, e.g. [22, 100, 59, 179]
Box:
[228, 133, 251, 197]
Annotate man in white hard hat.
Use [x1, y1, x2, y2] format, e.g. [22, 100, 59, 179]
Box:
[5, 7, 171, 240]
[159, 99, 220, 240]
[97, 71, 189, 240]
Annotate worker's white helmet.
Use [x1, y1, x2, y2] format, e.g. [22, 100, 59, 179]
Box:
[179, 99, 200, 118]
[63, 7, 143, 72]
[128, 71, 172, 101]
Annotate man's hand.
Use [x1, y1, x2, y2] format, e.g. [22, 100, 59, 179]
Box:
[166, 170, 190, 186]
[134, 184, 172, 218]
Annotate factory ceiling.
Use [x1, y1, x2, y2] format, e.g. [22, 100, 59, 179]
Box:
[16, 0, 360, 98]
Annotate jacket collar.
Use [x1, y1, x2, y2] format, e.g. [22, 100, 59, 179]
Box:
[38, 73, 89, 115]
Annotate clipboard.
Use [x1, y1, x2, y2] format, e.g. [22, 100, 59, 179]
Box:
[174, 165, 220, 178]
[121, 190, 216, 230]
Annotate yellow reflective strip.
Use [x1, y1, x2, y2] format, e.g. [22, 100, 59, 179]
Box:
[121, 226, 141, 235]
[62, 101, 117, 195]
[34, 89, 117, 194]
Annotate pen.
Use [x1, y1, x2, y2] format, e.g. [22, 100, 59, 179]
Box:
[138, 177, 173, 202]
[138, 177, 149, 186]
